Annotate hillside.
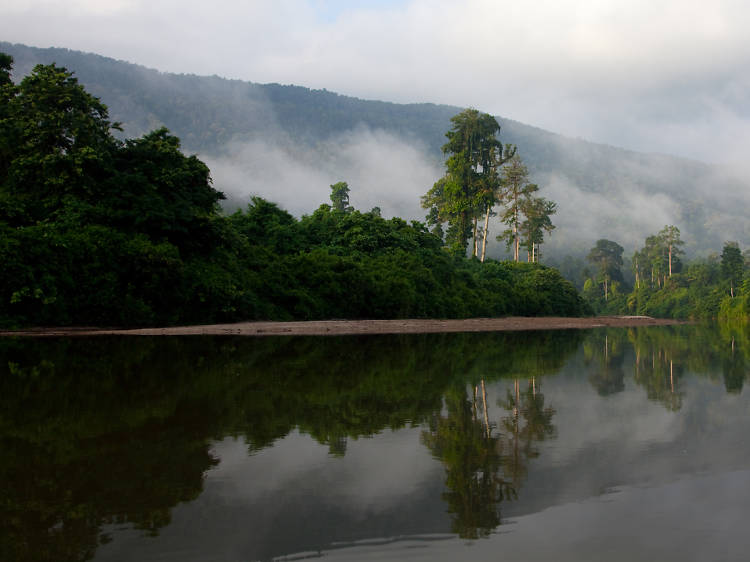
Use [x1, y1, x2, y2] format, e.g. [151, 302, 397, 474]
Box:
[2, 42, 747, 260]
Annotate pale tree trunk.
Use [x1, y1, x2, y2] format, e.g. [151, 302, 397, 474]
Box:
[480, 205, 490, 262]
[481, 379, 490, 438]
[634, 258, 640, 289]
[472, 217, 478, 257]
[513, 201, 520, 262]
[668, 244, 672, 277]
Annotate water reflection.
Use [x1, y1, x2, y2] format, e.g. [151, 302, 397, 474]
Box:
[0, 322, 748, 561]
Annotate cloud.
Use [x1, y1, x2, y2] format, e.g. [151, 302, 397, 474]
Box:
[3, 1, 750, 161]
[204, 126, 442, 219]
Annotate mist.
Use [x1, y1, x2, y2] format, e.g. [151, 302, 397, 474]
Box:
[204, 117, 749, 261]
[204, 126, 442, 220]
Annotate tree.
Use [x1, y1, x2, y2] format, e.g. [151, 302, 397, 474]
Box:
[329, 181, 353, 212]
[519, 196, 556, 263]
[641, 234, 667, 287]
[587, 239, 624, 301]
[0, 52, 12, 86]
[658, 225, 684, 277]
[1, 61, 121, 225]
[721, 242, 744, 298]
[496, 155, 537, 262]
[479, 143, 516, 262]
[422, 109, 506, 256]
[0, 53, 15, 183]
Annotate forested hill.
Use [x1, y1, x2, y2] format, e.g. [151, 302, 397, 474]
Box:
[3, 42, 747, 259]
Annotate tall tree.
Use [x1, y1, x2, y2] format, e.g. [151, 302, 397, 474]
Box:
[496, 154, 537, 262]
[519, 196, 556, 263]
[659, 225, 684, 277]
[721, 241, 744, 298]
[642, 234, 667, 287]
[587, 239, 624, 301]
[422, 109, 503, 256]
[479, 143, 516, 262]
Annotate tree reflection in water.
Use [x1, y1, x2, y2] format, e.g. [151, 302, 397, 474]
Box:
[2, 323, 748, 559]
[421, 375, 556, 539]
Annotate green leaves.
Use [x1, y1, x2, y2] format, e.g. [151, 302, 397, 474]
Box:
[0, 55, 587, 328]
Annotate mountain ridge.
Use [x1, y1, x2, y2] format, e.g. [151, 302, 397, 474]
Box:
[1, 41, 747, 259]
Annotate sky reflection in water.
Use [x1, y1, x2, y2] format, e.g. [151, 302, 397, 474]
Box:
[2, 324, 749, 561]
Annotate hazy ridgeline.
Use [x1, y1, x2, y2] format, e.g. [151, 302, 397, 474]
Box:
[3, 42, 747, 262]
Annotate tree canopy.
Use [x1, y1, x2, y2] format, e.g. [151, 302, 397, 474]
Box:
[0, 55, 588, 328]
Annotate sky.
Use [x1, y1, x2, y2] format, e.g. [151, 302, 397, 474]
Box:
[2, 0, 750, 163]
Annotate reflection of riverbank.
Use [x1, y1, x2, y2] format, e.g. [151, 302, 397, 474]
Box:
[0, 316, 686, 337]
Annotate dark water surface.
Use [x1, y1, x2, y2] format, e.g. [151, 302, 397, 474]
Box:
[2, 323, 749, 561]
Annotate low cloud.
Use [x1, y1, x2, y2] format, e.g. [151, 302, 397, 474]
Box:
[205, 127, 442, 219]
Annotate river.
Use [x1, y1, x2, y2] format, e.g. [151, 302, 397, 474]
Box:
[2, 323, 748, 561]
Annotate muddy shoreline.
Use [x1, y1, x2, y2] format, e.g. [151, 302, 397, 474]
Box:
[0, 316, 685, 337]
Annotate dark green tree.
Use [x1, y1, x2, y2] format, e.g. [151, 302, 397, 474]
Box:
[1, 62, 121, 226]
[422, 109, 505, 256]
[329, 181, 353, 213]
[0, 52, 12, 86]
[108, 127, 224, 252]
[721, 242, 744, 298]
[587, 239, 624, 301]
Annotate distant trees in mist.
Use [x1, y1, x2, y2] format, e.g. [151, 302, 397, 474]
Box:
[583, 225, 749, 319]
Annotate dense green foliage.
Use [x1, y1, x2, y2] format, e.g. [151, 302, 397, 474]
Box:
[0, 57, 587, 328]
[583, 228, 749, 319]
[422, 110, 555, 262]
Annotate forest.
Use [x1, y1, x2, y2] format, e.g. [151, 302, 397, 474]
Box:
[582, 229, 749, 320]
[0, 55, 587, 328]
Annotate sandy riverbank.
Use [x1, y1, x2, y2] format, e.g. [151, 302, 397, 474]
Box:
[0, 316, 685, 337]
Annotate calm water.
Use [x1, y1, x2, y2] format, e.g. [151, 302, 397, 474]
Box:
[1, 323, 749, 561]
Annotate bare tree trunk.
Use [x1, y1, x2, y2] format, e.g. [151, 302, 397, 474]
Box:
[480, 205, 490, 262]
[668, 244, 672, 277]
[472, 217, 478, 257]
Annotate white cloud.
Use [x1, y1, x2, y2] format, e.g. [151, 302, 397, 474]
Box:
[205, 126, 442, 219]
[2, 1, 750, 161]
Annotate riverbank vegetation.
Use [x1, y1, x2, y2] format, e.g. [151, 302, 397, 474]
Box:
[583, 226, 749, 320]
[0, 56, 587, 328]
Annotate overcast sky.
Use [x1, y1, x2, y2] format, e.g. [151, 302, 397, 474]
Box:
[2, 0, 750, 163]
